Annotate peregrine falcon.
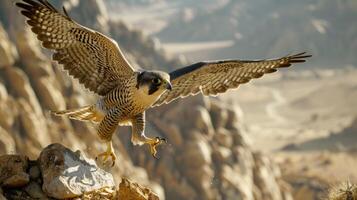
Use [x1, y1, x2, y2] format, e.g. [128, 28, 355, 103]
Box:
[16, 0, 311, 166]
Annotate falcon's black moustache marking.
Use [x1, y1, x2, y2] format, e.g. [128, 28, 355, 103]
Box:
[148, 84, 160, 95]
[136, 71, 162, 95]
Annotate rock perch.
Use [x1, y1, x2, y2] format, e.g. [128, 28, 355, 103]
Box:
[0, 143, 159, 200]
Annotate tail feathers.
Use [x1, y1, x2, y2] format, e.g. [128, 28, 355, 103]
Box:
[51, 105, 99, 122]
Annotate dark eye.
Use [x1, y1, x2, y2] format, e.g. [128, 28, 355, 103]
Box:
[152, 78, 161, 85]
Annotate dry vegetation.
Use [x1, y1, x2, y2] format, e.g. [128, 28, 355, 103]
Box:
[327, 182, 357, 200]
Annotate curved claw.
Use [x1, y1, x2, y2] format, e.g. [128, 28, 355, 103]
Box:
[156, 136, 167, 144]
[152, 153, 159, 160]
[95, 142, 116, 167]
[149, 137, 167, 159]
[95, 151, 116, 167]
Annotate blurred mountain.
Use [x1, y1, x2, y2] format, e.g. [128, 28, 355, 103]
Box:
[110, 0, 357, 68]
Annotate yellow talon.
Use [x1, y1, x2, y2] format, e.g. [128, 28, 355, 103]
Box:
[147, 137, 166, 159]
[96, 142, 117, 167]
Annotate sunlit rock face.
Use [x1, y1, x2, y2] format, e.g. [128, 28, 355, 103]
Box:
[39, 143, 115, 199]
[0, 144, 159, 200]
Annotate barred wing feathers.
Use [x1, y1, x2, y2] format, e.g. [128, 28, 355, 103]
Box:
[16, 0, 135, 95]
[153, 52, 311, 106]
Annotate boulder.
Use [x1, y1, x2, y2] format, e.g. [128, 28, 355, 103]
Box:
[0, 155, 29, 188]
[14, 28, 46, 64]
[231, 146, 254, 176]
[0, 189, 33, 199]
[253, 153, 283, 200]
[161, 174, 197, 200]
[0, 23, 17, 68]
[24, 181, 48, 199]
[36, 77, 66, 111]
[39, 143, 115, 199]
[5, 67, 43, 116]
[16, 31, 55, 79]
[0, 126, 16, 155]
[118, 178, 159, 200]
[178, 139, 212, 168]
[0, 84, 17, 131]
[17, 99, 51, 149]
[209, 100, 228, 129]
[231, 127, 251, 147]
[214, 128, 234, 148]
[226, 105, 244, 130]
[186, 107, 214, 138]
[184, 165, 216, 199]
[28, 165, 41, 180]
[0, 143, 163, 200]
[212, 146, 233, 164]
[0, 84, 8, 101]
[220, 164, 253, 200]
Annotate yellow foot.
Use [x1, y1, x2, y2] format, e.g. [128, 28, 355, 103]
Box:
[95, 142, 117, 167]
[146, 137, 167, 159]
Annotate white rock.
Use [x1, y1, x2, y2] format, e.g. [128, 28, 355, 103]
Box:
[39, 143, 115, 199]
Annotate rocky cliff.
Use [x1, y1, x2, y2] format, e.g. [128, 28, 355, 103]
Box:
[0, 143, 159, 200]
[0, 0, 293, 199]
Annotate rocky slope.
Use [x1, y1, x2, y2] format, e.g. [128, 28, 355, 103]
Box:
[0, 0, 294, 199]
[0, 143, 159, 200]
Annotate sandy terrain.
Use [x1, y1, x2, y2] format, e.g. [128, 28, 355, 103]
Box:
[220, 68, 357, 152]
[219, 68, 357, 191]
[277, 151, 357, 183]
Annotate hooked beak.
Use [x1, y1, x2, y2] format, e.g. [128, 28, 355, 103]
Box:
[166, 82, 172, 91]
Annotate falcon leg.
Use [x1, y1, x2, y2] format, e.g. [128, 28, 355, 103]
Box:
[95, 108, 121, 167]
[95, 141, 116, 167]
[131, 112, 166, 159]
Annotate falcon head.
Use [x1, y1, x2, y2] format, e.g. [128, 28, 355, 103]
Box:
[136, 71, 172, 96]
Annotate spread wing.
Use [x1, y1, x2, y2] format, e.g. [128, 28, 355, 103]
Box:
[153, 52, 311, 107]
[16, 0, 135, 95]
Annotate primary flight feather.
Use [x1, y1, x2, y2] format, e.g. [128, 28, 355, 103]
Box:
[16, 0, 311, 166]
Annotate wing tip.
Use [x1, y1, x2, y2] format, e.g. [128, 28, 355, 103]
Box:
[288, 52, 312, 64]
[291, 52, 312, 58]
[16, 0, 67, 19]
[62, 5, 73, 21]
[15, 2, 31, 10]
